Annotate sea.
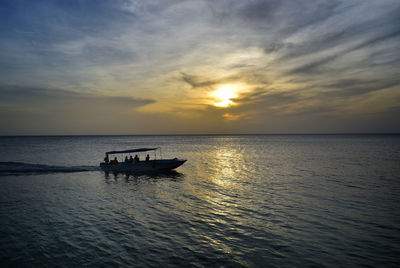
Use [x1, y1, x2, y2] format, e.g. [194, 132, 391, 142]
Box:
[0, 135, 399, 267]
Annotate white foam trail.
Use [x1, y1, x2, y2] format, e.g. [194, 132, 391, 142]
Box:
[0, 162, 100, 175]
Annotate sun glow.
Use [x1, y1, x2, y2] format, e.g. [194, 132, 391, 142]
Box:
[211, 85, 238, 107]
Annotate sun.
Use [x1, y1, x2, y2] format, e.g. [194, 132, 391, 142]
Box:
[211, 85, 238, 107]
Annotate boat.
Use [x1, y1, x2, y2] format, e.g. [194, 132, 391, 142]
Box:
[99, 148, 186, 173]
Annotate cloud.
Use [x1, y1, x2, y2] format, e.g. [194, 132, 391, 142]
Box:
[0, 0, 137, 41]
[321, 78, 400, 98]
[1, 0, 400, 134]
[180, 72, 217, 88]
[276, 5, 400, 59]
[0, 84, 154, 106]
[285, 28, 400, 75]
[287, 54, 338, 75]
[208, 0, 340, 37]
[0, 84, 156, 135]
[223, 113, 242, 121]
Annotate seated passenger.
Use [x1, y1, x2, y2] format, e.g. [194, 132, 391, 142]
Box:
[125, 156, 128, 162]
[129, 155, 133, 163]
[114, 157, 118, 164]
[134, 154, 139, 162]
[146, 154, 150, 162]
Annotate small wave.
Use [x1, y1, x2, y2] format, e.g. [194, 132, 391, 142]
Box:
[0, 161, 100, 175]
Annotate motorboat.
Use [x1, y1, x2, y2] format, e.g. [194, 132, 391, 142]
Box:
[100, 148, 186, 173]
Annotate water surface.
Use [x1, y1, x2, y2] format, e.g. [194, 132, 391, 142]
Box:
[0, 135, 399, 267]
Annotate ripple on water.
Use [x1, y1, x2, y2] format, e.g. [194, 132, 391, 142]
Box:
[1, 135, 400, 266]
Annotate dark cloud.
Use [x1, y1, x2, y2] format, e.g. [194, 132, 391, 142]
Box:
[181, 70, 271, 90]
[263, 42, 291, 53]
[348, 28, 400, 54]
[277, 6, 400, 60]
[287, 54, 338, 75]
[235, 87, 299, 106]
[0, 0, 140, 81]
[0, 84, 156, 135]
[232, 87, 307, 116]
[209, 0, 340, 36]
[0, 84, 154, 106]
[285, 29, 400, 75]
[0, 0, 137, 43]
[181, 72, 218, 88]
[321, 78, 400, 98]
[234, 0, 282, 23]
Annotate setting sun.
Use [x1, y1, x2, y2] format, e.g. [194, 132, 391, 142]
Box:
[211, 85, 238, 107]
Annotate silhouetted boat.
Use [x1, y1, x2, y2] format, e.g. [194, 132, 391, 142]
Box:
[100, 148, 186, 173]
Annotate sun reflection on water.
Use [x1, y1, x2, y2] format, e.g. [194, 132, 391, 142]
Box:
[186, 144, 256, 265]
[211, 148, 241, 187]
[194, 144, 249, 218]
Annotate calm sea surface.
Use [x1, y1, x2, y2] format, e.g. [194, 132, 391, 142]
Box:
[0, 135, 399, 267]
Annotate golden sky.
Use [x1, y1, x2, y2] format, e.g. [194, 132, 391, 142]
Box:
[0, 0, 399, 134]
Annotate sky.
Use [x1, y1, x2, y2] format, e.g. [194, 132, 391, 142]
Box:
[0, 0, 399, 135]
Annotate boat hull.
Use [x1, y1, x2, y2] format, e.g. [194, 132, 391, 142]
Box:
[100, 159, 186, 173]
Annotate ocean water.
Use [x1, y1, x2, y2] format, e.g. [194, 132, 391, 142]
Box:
[0, 135, 399, 267]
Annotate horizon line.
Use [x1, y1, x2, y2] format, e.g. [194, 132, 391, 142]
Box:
[1, 132, 400, 137]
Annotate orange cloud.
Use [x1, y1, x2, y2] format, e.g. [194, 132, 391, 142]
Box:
[223, 113, 242, 121]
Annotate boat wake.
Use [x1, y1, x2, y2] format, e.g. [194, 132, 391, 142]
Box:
[0, 162, 100, 175]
